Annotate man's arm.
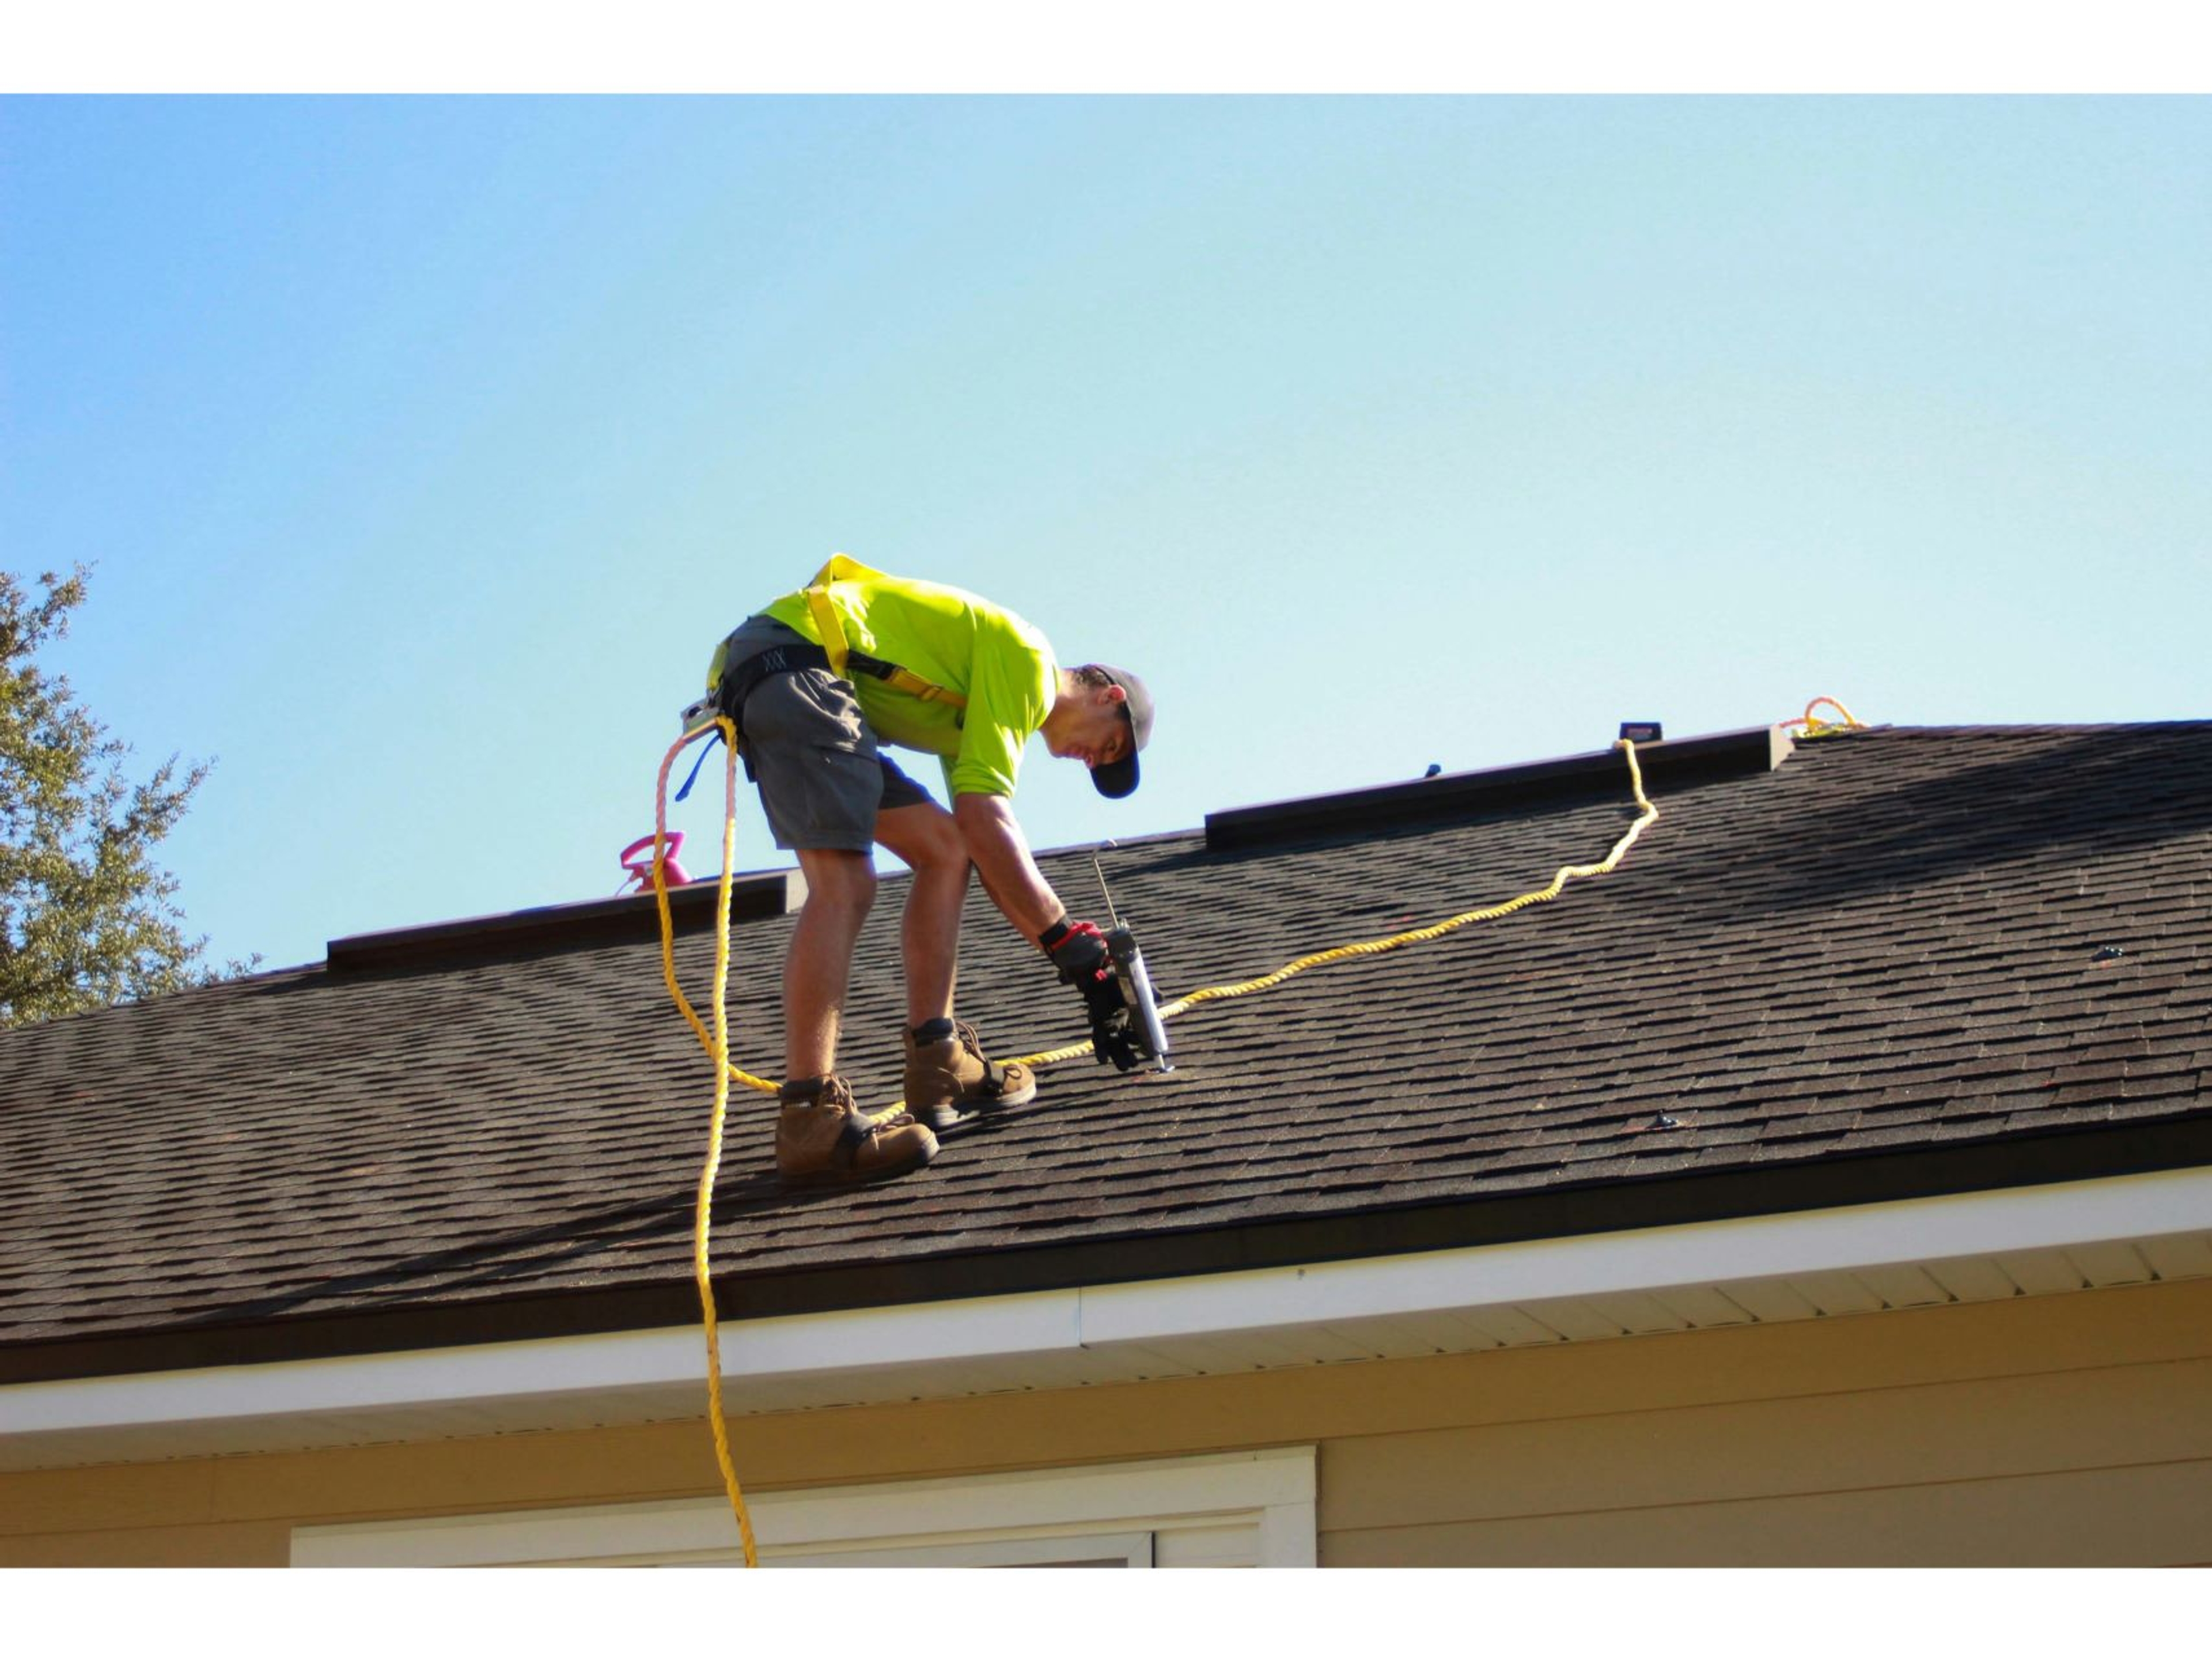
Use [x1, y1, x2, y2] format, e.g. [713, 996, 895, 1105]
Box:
[955, 790, 1131, 1046]
[952, 790, 1066, 940]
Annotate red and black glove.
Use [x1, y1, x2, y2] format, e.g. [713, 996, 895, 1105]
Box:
[1041, 917, 1127, 1027]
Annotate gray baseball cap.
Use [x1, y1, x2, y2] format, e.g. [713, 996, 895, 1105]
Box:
[1088, 664, 1154, 799]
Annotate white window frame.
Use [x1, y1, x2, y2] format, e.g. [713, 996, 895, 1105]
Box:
[291, 1446, 1316, 1568]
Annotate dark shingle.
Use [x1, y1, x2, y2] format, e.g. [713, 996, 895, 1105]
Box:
[2, 722, 2209, 1362]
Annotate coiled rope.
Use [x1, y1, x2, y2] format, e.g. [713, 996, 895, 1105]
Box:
[1784, 695, 1866, 740]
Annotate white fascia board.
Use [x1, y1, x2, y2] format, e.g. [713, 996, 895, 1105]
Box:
[0, 1287, 1083, 1437]
[1075, 1163, 2212, 1344]
[5, 1165, 2209, 1452]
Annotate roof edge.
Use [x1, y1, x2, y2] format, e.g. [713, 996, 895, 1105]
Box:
[1204, 724, 1797, 852]
[7, 1108, 2205, 1388]
[12, 1169, 2207, 1471]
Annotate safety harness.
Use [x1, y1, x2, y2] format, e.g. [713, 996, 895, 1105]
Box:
[681, 557, 971, 803]
[703, 553, 971, 732]
[797, 554, 969, 710]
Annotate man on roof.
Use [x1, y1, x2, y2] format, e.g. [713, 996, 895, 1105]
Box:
[694, 554, 1155, 1190]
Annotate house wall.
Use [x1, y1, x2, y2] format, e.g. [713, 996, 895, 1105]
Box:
[5, 1276, 2209, 1568]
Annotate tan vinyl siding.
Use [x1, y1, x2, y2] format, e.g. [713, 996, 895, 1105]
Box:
[5, 1276, 2209, 1567]
[1320, 1360, 2212, 1566]
[0, 1518, 291, 1568]
[1325, 1461, 2212, 1568]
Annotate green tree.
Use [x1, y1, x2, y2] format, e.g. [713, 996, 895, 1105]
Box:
[1, 565, 252, 1027]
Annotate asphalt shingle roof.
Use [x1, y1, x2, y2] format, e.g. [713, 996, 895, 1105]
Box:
[3, 722, 2209, 1374]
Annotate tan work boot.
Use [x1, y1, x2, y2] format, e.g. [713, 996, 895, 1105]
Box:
[902, 1020, 1039, 1136]
[775, 1076, 937, 1189]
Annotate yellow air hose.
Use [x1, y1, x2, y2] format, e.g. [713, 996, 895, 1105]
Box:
[646, 717, 1792, 1562]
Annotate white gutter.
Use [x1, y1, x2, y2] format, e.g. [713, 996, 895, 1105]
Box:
[5, 1166, 2210, 1470]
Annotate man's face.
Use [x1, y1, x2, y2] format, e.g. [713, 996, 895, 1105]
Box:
[1047, 683, 1133, 769]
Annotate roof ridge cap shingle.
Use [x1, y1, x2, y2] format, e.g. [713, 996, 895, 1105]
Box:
[1205, 723, 1794, 852]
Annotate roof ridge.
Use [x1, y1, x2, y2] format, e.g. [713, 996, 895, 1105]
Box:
[1204, 724, 1794, 852]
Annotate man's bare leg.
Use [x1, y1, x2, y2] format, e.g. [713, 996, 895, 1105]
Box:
[875, 800, 970, 1027]
[784, 847, 876, 1080]
[878, 798, 1036, 1126]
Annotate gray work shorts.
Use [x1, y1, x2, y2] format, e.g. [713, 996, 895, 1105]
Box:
[718, 616, 934, 852]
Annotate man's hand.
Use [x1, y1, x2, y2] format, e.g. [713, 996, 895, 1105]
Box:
[1041, 917, 1127, 1028]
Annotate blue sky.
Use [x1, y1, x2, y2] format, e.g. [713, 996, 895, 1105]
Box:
[3, 95, 2208, 975]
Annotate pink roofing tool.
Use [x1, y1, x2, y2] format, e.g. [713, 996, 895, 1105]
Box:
[620, 831, 691, 892]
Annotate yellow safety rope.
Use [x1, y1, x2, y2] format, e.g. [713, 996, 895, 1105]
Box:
[652, 724, 779, 1099]
[648, 727, 1669, 1564]
[650, 717, 761, 1568]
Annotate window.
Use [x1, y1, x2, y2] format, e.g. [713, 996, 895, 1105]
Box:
[292, 1446, 1317, 1568]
